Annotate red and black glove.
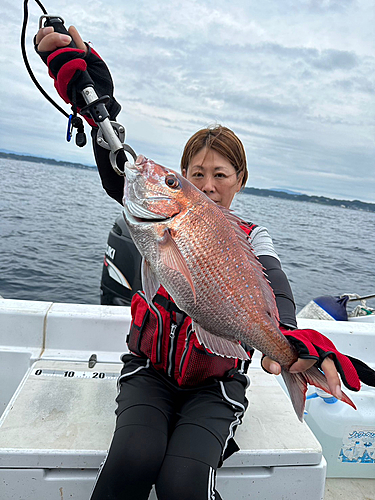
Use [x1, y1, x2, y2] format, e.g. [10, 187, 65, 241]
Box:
[280, 326, 375, 391]
[35, 40, 121, 126]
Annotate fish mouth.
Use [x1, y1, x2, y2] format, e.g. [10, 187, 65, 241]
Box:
[123, 202, 178, 225]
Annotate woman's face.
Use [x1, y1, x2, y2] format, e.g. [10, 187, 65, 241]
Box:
[182, 147, 243, 209]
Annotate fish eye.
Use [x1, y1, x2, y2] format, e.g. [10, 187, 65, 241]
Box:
[165, 175, 180, 189]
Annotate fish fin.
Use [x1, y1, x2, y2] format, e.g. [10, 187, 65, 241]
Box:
[193, 322, 249, 360]
[282, 365, 356, 422]
[141, 258, 161, 303]
[217, 206, 279, 327]
[158, 229, 196, 302]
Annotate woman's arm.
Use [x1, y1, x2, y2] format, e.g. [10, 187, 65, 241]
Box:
[249, 226, 297, 329]
[257, 254, 297, 329]
[91, 128, 126, 205]
[35, 25, 125, 204]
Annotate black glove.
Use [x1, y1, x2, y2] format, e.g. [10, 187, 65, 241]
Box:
[35, 40, 121, 126]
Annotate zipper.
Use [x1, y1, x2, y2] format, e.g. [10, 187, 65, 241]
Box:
[170, 323, 177, 339]
[179, 325, 193, 375]
[167, 322, 178, 377]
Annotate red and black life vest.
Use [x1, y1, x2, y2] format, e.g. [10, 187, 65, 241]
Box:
[126, 221, 257, 387]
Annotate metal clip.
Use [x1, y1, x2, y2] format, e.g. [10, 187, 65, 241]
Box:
[109, 145, 138, 176]
[80, 84, 137, 175]
[96, 121, 126, 150]
[66, 114, 73, 142]
[96, 121, 137, 175]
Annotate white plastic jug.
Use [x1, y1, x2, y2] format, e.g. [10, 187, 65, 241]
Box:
[304, 387, 375, 478]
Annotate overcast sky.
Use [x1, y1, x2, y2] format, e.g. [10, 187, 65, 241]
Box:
[1, 0, 374, 201]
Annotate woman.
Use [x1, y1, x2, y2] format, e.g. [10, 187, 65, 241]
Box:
[93, 124, 303, 500]
[35, 26, 361, 500]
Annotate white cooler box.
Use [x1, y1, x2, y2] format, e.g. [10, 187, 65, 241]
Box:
[0, 360, 326, 500]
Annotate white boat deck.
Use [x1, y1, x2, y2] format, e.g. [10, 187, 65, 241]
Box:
[325, 478, 374, 499]
[0, 298, 374, 499]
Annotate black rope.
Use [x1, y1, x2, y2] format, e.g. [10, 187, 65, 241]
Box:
[21, 0, 70, 119]
[34, 0, 47, 14]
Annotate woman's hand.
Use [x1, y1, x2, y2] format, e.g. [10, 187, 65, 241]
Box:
[35, 25, 87, 53]
[261, 355, 343, 400]
[34, 25, 121, 123]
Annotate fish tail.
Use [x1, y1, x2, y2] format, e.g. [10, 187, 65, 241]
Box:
[281, 365, 356, 422]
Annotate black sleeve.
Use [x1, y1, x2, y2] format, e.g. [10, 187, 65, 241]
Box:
[257, 254, 297, 329]
[91, 128, 126, 205]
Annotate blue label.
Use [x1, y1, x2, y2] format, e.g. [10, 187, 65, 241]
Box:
[338, 427, 375, 464]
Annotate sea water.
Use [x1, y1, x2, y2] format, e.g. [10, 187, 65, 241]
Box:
[1, 157, 374, 311]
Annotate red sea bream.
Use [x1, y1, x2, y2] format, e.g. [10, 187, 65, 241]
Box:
[122, 155, 355, 421]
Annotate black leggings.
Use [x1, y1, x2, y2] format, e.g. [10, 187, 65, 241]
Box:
[90, 356, 249, 500]
[91, 405, 223, 499]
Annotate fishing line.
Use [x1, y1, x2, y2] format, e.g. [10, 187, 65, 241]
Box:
[21, 0, 70, 119]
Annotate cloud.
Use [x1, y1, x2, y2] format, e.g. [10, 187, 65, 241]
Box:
[0, 0, 374, 202]
[307, 0, 356, 14]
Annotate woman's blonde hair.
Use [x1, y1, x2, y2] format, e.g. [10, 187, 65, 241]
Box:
[180, 125, 248, 187]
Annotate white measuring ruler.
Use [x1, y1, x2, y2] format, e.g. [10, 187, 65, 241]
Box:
[32, 368, 119, 380]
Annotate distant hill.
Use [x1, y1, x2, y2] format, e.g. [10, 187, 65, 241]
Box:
[268, 188, 303, 196]
[1, 151, 374, 213]
[242, 187, 375, 213]
[0, 151, 95, 171]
